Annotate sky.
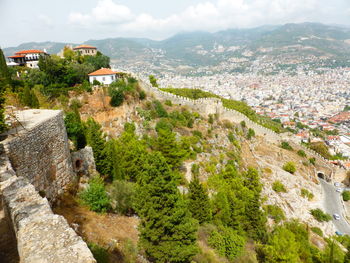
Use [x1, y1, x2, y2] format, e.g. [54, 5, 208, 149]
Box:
[1, 0, 350, 47]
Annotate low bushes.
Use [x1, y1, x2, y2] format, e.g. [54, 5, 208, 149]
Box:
[272, 180, 287, 193]
[310, 208, 332, 222]
[265, 205, 286, 223]
[281, 141, 293, 150]
[297, 150, 307, 157]
[283, 162, 296, 174]
[301, 188, 314, 201]
[80, 176, 111, 213]
[311, 227, 323, 237]
[342, 191, 350, 201]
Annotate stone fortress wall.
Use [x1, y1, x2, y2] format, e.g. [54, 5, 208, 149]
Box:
[0, 110, 95, 263]
[142, 83, 345, 179]
[4, 110, 75, 202]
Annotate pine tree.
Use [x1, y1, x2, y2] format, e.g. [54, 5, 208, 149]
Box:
[344, 244, 350, 263]
[134, 152, 198, 262]
[188, 176, 212, 224]
[22, 86, 39, 108]
[85, 117, 107, 175]
[155, 128, 187, 168]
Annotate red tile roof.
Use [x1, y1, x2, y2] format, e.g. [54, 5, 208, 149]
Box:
[88, 68, 116, 76]
[8, 55, 25, 58]
[73, 45, 96, 50]
[15, 49, 45, 55]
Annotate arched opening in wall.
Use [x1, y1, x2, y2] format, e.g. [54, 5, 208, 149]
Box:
[317, 172, 325, 180]
[75, 159, 83, 170]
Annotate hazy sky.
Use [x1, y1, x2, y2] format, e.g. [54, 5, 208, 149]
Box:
[1, 0, 350, 47]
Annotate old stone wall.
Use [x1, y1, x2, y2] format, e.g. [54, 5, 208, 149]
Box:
[142, 83, 346, 178]
[3, 110, 75, 202]
[0, 150, 96, 263]
[142, 83, 281, 142]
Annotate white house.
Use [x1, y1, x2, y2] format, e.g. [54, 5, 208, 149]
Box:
[88, 68, 117, 85]
[7, 49, 49, 68]
[73, 45, 97, 56]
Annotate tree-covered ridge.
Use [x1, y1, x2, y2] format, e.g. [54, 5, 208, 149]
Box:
[160, 87, 284, 133]
[63, 93, 347, 262]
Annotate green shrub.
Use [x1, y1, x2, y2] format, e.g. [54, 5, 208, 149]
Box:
[283, 162, 296, 174]
[247, 128, 255, 140]
[222, 120, 234, 129]
[80, 176, 111, 213]
[153, 100, 168, 117]
[192, 130, 203, 138]
[208, 114, 214, 124]
[109, 88, 124, 107]
[227, 132, 236, 143]
[88, 243, 109, 263]
[208, 226, 245, 261]
[297, 150, 307, 157]
[240, 121, 246, 128]
[139, 90, 146, 100]
[309, 157, 316, 165]
[342, 191, 350, 201]
[92, 79, 101, 85]
[311, 227, 323, 237]
[109, 180, 136, 215]
[301, 188, 314, 201]
[272, 180, 287, 193]
[155, 118, 173, 132]
[265, 205, 286, 223]
[310, 208, 332, 222]
[281, 141, 293, 150]
[164, 100, 172, 106]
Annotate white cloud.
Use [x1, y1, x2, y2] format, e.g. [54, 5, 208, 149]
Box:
[68, 0, 344, 38]
[69, 0, 133, 25]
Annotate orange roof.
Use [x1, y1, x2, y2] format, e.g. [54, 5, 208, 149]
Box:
[15, 49, 45, 55]
[88, 68, 116, 76]
[73, 45, 96, 50]
[8, 55, 25, 58]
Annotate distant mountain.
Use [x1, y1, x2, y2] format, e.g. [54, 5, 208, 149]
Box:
[4, 23, 350, 74]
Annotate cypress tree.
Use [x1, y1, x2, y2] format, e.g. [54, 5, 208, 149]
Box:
[134, 152, 198, 263]
[243, 168, 267, 242]
[188, 175, 212, 224]
[85, 117, 107, 174]
[0, 48, 10, 133]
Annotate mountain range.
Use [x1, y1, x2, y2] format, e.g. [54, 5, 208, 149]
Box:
[3, 23, 350, 74]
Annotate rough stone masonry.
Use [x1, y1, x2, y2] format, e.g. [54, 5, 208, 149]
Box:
[4, 109, 75, 202]
[0, 109, 96, 262]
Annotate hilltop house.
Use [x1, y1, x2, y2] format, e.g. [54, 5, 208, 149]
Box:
[7, 49, 49, 68]
[73, 45, 97, 56]
[88, 68, 117, 85]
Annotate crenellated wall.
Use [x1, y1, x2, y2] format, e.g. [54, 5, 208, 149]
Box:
[142, 83, 346, 178]
[142, 83, 282, 142]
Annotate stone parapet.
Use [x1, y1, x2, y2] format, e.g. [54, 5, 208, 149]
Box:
[0, 153, 96, 262]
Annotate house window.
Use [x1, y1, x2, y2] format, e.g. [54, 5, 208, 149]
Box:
[111, 76, 114, 80]
[102, 77, 105, 81]
[93, 77, 96, 80]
